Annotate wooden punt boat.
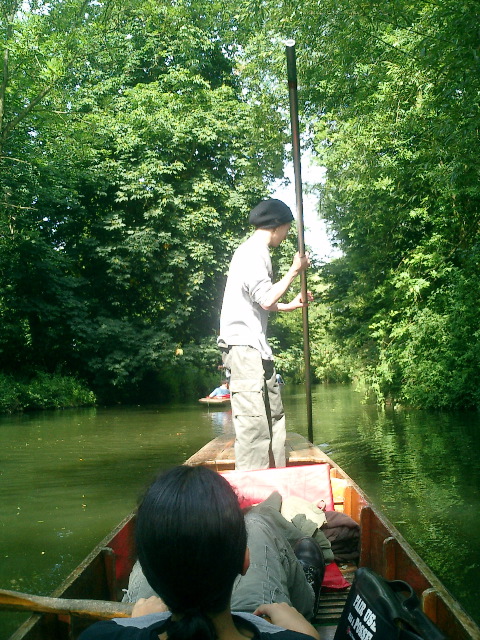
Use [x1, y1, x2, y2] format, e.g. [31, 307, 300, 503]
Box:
[198, 396, 231, 406]
[4, 433, 480, 640]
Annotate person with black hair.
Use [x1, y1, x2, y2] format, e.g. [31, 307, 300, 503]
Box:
[218, 198, 312, 471]
[79, 465, 323, 640]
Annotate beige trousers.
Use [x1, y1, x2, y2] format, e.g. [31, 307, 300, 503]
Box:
[222, 345, 286, 470]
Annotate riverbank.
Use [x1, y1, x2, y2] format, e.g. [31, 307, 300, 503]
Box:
[0, 373, 96, 413]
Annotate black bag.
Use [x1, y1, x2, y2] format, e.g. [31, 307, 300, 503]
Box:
[334, 567, 445, 640]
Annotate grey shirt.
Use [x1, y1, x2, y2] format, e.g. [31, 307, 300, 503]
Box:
[219, 235, 275, 360]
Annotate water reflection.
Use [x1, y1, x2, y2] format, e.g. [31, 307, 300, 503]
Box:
[305, 388, 480, 624]
[1, 387, 479, 638]
[204, 408, 233, 437]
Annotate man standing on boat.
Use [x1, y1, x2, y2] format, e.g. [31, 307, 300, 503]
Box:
[218, 198, 311, 470]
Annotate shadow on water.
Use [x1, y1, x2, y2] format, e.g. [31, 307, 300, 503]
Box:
[1, 385, 479, 636]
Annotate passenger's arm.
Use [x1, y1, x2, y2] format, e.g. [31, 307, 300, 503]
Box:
[253, 602, 320, 640]
[131, 596, 169, 617]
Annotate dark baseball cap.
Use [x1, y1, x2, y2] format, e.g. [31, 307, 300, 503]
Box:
[248, 198, 294, 229]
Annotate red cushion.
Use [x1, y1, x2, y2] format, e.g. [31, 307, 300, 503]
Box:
[220, 464, 334, 512]
[322, 562, 350, 590]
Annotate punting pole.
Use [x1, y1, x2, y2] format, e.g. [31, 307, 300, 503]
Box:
[0, 588, 133, 619]
[285, 39, 313, 443]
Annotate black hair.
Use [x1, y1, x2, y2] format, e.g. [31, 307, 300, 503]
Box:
[135, 465, 247, 640]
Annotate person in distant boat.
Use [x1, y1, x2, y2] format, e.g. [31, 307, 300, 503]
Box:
[276, 373, 285, 386]
[218, 199, 312, 471]
[79, 465, 323, 640]
[208, 380, 230, 398]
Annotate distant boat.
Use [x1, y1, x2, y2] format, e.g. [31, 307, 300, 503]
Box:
[198, 396, 231, 405]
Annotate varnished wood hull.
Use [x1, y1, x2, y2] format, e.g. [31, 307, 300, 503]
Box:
[198, 397, 231, 406]
[6, 433, 480, 640]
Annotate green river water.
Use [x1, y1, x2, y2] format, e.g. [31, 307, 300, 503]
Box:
[1, 384, 479, 637]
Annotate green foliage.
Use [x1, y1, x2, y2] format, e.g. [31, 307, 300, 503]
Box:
[2, 0, 479, 410]
[148, 338, 223, 403]
[236, 0, 480, 409]
[0, 374, 22, 413]
[0, 373, 95, 413]
[363, 261, 480, 409]
[92, 336, 223, 404]
[0, 0, 285, 405]
[23, 373, 96, 410]
[271, 273, 353, 384]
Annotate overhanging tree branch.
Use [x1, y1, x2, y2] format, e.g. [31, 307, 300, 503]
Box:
[0, 0, 94, 148]
[0, 4, 17, 145]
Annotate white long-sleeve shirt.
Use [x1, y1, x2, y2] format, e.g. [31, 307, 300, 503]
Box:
[218, 235, 275, 360]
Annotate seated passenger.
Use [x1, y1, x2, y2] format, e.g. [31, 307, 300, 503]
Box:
[208, 381, 230, 398]
[79, 465, 325, 640]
